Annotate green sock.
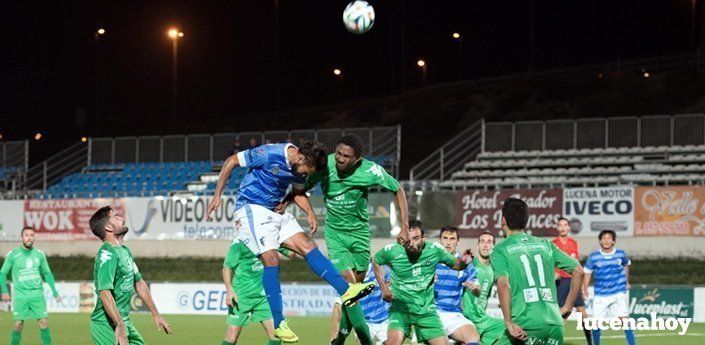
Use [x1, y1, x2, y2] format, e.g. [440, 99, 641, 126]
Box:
[332, 307, 353, 345]
[220, 341, 234, 345]
[40, 328, 52, 345]
[266, 340, 281, 345]
[345, 304, 373, 345]
[11, 330, 21, 345]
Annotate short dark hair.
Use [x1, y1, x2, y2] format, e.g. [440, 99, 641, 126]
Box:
[21, 227, 34, 236]
[90, 206, 112, 240]
[409, 219, 425, 236]
[502, 198, 529, 230]
[440, 225, 458, 238]
[599, 229, 616, 241]
[336, 134, 364, 157]
[478, 230, 495, 243]
[298, 140, 328, 171]
[557, 217, 569, 224]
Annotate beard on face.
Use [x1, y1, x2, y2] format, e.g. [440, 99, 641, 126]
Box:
[23, 240, 33, 249]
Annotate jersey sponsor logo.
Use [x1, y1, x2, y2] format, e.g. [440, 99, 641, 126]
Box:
[394, 254, 405, 260]
[412, 266, 422, 277]
[540, 288, 554, 301]
[25, 258, 34, 269]
[99, 250, 112, 267]
[523, 287, 539, 303]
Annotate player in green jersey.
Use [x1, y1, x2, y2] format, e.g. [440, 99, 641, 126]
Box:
[281, 135, 410, 345]
[0, 226, 60, 345]
[221, 238, 297, 345]
[461, 231, 506, 345]
[372, 220, 472, 345]
[491, 198, 584, 345]
[88, 206, 172, 345]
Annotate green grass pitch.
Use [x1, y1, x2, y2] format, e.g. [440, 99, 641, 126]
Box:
[1, 312, 703, 344]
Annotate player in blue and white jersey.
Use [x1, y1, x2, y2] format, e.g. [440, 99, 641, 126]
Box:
[582, 229, 635, 345]
[332, 262, 391, 345]
[207, 142, 374, 343]
[359, 263, 391, 345]
[433, 226, 480, 345]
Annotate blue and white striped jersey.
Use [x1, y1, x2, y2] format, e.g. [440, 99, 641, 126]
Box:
[235, 144, 306, 210]
[584, 248, 631, 296]
[434, 253, 476, 313]
[359, 263, 390, 324]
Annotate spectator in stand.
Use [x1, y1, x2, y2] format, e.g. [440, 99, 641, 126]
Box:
[248, 138, 258, 149]
[226, 140, 241, 159]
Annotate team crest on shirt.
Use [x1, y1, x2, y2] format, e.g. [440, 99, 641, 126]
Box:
[259, 237, 266, 246]
[271, 166, 280, 175]
[425, 260, 431, 266]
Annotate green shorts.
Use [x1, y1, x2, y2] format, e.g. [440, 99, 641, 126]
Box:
[227, 296, 273, 327]
[325, 229, 371, 272]
[388, 307, 446, 343]
[473, 316, 506, 345]
[12, 296, 48, 320]
[495, 325, 564, 345]
[90, 320, 144, 345]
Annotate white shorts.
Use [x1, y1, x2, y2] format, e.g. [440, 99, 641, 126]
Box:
[592, 292, 629, 319]
[368, 321, 388, 345]
[438, 310, 474, 336]
[234, 203, 304, 255]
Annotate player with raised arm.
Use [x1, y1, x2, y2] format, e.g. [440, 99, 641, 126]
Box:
[206, 141, 375, 343]
[221, 238, 297, 345]
[288, 134, 409, 345]
[554, 217, 592, 345]
[582, 230, 634, 345]
[433, 226, 480, 345]
[373, 220, 473, 345]
[0, 227, 60, 345]
[491, 198, 584, 345]
[88, 206, 172, 345]
[461, 231, 506, 345]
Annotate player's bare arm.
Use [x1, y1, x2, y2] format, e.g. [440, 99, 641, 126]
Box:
[222, 267, 237, 308]
[559, 265, 584, 318]
[582, 272, 592, 300]
[99, 290, 128, 345]
[395, 188, 410, 246]
[290, 188, 318, 235]
[451, 248, 474, 270]
[206, 154, 240, 221]
[496, 276, 527, 341]
[135, 279, 172, 334]
[372, 261, 393, 302]
[625, 264, 631, 290]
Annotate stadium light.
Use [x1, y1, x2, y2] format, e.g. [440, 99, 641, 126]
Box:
[81, 136, 88, 143]
[168, 28, 184, 39]
[0, 133, 3, 140]
[452, 32, 461, 39]
[97, 28, 106, 35]
[417, 59, 426, 67]
[34, 133, 42, 141]
[643, 72, 650, 78]
[333, 68, 342, 76]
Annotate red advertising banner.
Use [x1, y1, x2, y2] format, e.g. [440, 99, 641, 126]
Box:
[455, 189, 563, 237]
[634, 186, 705, 236]
[23, 199, 125, 240]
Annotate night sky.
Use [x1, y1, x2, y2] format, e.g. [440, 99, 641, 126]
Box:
[1, 0, 703, 146]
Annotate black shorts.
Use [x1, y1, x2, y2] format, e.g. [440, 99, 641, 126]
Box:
[556, 277, 585, 308]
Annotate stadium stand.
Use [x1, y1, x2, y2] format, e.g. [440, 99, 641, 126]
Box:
[15, 127, 400, 199]
[442, 145, 705, 189]
[410, 114, 705, 190]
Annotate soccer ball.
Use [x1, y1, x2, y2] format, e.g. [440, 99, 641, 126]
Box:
[342, 1, 375, 34]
